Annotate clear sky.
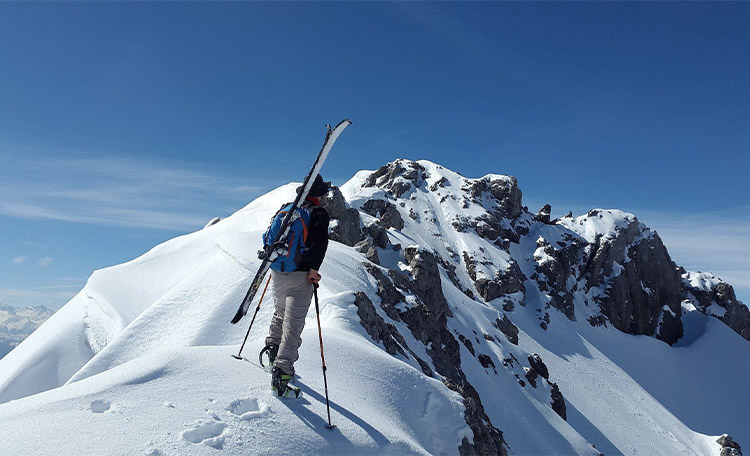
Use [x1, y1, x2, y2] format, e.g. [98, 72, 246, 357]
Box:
[1, 2, 748, 309]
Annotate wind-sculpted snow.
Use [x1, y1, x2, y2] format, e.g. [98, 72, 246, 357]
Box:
[1, 159, 748, 455]
[0, 343, 470, 455]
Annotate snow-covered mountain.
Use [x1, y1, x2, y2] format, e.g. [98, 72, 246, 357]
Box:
[0, 159, 747, 456]
[0, 305, 55, 360]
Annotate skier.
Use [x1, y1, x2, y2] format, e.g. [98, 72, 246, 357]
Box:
[261, 174, 330, 397]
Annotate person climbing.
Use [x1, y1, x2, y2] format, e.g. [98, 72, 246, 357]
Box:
[260, 174, 330, 397]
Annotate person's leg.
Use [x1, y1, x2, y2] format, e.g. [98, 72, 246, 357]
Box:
[266, 271, 286, 346]
[273, 271, 313, 375]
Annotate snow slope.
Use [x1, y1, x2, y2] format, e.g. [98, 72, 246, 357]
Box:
[0, 341, 468, 455]
[1, 159, 747, 455]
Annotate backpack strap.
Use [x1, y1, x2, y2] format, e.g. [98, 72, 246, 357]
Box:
[300, 214, 308, 244]
[269, 205, 308, 245]
[283, 207, 309, 245]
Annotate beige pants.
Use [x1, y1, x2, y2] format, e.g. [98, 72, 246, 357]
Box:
[266, 270, 313, 375]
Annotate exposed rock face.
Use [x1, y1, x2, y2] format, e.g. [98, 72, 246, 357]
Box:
[465, 176, 523, 219]
[580, 213, 683, 344]
[524, 354, 551, 388]
[363, 160, 428, 198]
[345, 159, 747, 454]
[430, 176, 449, 191]
[464, 252, 525, 302]
[362, 199, 405, 230]
[362, 263, 404, 320]
[403, 247, 452, 319]
[478, 354, 496, 372]
[437, 256, 476, 299]
[321, 186, 364, 247]
[524, 367, 538, 388]
[494, 315, 519, 345]
[527, 354, 549, 380]
[682, 271, 750, 341]
[361, 258, 507, 455]
[365, 223, 390, 249]
[451, 381, 508, 456]
[536, 204, 551, 224]
[550, 382, 567, 421]
[718, 434, 743, 456]
[521, 353, 566, 421]
[321, 185, 348, 219]
[532, 234, 584, 321]
[352, 292, 432, 374]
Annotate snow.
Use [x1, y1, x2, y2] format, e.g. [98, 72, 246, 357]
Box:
[1, 160, 746, 455]
[684, 270, 724, 293]
[0, 341, 469, 455]
[558, 209, 640, 243]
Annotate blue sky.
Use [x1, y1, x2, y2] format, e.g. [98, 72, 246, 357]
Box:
[1, 2, 748, 308]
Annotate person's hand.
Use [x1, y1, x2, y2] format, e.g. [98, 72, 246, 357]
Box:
[307, 269, 321, 284]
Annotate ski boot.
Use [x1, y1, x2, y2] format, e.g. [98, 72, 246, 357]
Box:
[259, 343, 279, 370]
[271, 366, 301, 399]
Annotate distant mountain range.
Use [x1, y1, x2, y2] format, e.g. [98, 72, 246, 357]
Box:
[0, 306, 55, 359]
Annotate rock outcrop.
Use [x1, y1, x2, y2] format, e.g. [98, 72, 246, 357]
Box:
[362, 199, 405, 230]
[536, 204, 551, 224]
[682, 270, 750, 341]
[363, 160, 428, 198]
[532, 234, 584, 321]
[464, 252, 525, 303]
[577, 212, 683, 344]
[494, 314, 519, 345]
[321, 186, 364, 247]
[361, 257, 508, 455]
[717, 434, 743, 456]
[550, 382, 567, 421]
[343, 159, 746, 454]
[464, 176, 523, 219]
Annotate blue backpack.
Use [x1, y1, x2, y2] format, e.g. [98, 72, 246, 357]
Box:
[262, 203, 311, 272]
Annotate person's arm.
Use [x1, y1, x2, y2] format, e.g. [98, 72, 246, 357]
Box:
[306, 207, 329, 283]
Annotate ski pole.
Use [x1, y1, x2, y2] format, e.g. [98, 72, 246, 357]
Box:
[232, 274, 272, 360]
[313, 283, 336, 430]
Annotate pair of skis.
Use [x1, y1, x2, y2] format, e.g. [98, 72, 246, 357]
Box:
[230, 119, 351, 325]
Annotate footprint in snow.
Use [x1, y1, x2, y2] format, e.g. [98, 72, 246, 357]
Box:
[90, 400, 111, 413]
[182, 421, 227, 449]
[226, 398, 268, 420]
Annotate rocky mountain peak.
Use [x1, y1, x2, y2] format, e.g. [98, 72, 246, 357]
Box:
[363, 159, 429, 198]
[341, 161, 747, 348]
[330, 159, 747, 452]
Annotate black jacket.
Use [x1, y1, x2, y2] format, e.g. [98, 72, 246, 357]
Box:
[296, 202, 329, 272]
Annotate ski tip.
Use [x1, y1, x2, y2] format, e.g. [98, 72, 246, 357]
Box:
[230, 310, 243, 324]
